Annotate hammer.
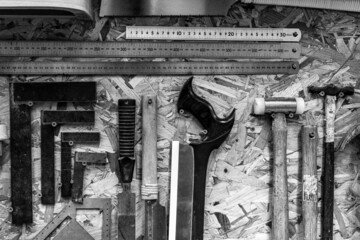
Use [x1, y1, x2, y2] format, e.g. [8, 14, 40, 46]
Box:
[308, 84, 354, 240]
[254, 97, 305, 240]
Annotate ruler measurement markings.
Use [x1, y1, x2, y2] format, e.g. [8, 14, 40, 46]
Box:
[0, 41, 300, 59]
[0, 61, 299, 75]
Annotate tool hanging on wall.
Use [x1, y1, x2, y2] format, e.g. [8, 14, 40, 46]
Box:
[241, 0, 360, 12]
[61, 132, 100, 199]
[126, 26, 301, 42]
[10, 81, 96, 225]
[142, 95, 167, 240]
[253, 97, 305, 240]
[100, 0, 236, 16]
[0, 41, 301, 59]
[72, 152, 108, 203]
[302, 125, 319, 240]
[117, 99, 137, 240]
[41, 110, 95, 204]
[177, 78, 235, 240]
[32, 198, 112, 240]
[0, 61, 299, 75]
[0, 0, 93, 19]
[308, 84, 354, 240]
[169, 141, 194, 240]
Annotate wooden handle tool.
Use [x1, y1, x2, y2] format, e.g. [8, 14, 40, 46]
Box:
[254, 97, 305, 240]
[302, 125, 318, 240]
[141, 95, 167, 240]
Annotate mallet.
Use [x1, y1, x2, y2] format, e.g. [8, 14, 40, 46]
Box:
[308, 84, 354, 240]
[254, 97, 305, 240]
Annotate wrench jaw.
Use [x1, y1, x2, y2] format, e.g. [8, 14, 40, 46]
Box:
[177, 77, 235, 240]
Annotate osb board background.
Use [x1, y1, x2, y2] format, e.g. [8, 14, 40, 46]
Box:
[1, 1, 360, 240]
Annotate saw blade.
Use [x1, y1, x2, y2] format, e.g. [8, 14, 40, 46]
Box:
[100, 0, 236, 16]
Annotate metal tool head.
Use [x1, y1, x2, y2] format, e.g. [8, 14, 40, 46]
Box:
[308, 84, 354, 97]
[177, 77, 235, 146]
[253, 97, 305, 116]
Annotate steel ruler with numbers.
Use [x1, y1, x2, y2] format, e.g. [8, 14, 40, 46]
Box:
[0, 61, 299, 75]
[0, 41, 300, 59]
[125, 26, 301, 42]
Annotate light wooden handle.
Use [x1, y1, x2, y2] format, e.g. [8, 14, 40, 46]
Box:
[271, 113, 289, 240]
[302, 125, 318, 240]
[141, 95, 158, 200]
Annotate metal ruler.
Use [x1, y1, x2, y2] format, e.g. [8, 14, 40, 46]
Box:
[126, 26, 301, 42]
[0, 41, 300, 59]
[0, 61, 299, 75]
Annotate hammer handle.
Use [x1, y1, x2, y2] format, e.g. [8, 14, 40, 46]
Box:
[302, 125, 318, 240]
[271, 113, 289, 240]
[322, 95, 336, 240]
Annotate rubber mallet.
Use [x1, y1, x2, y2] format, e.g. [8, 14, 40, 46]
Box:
[254, 97, 305, 240]
[308, 84, 354, 240]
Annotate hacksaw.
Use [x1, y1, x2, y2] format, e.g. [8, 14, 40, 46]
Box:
[0, 41, 301, 59]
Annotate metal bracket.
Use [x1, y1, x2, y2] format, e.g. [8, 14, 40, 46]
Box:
[41, 110, 95, 204]
[32, 198, 112, 240]
[60, 132, 100, 201]
[10, 81, 96, 224]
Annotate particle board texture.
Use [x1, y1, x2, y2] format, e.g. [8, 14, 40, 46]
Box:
[1, 1, 360, 240]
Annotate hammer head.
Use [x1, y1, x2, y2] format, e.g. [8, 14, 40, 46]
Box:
[253, 98, 305, 115]
[308, 84, 354, 97]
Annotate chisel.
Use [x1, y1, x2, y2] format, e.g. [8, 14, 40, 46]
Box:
[117, 99, 137, 240]
[141, 95, 167, 240]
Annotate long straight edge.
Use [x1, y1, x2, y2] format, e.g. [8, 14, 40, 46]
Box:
[169, 141, 179, 240]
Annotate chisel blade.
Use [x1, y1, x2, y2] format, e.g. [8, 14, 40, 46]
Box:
[169, 142, 194, 240]
[100, 0, 236, 16]
[118, 190, 136, 240]
[145, 200, 167, 240]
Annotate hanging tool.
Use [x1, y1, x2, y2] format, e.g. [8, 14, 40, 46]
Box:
[0, 61, 299, 75]
[177, 78, 235, 240]
[100, 0, 236, 16]
[117, 99, 137, 240]
[302, 125, 318, 240]
[169, 141, 194, 240]
[142, 95, 167, 240]
[10, 81, 96, 224]
[41, 110, 95, 204]
[308, 84, 354, 240]
[32, 198, 112, 240]
[0, 0, 93, 19]
[253, 97, 305, 240]
[241, 0, 360, 12]
[61, 132, 100, 199]
[126, 26, 301, 42]
[0, 122, 8, 156]
[0, 41, 301, 59]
